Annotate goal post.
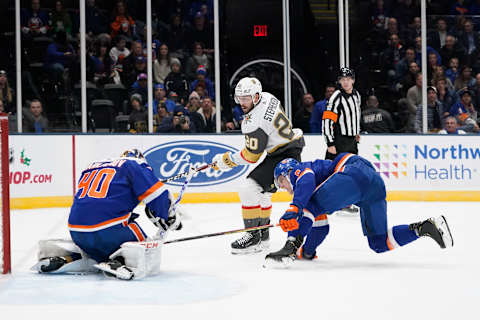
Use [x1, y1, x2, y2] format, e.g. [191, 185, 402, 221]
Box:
[0, 113, 10, 274]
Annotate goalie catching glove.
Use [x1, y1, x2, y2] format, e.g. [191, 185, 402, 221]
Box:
[279, 205, 303, 232]
[212, 152, 238, 171]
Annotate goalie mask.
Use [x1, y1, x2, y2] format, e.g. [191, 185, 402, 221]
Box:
[274, 158, 299, 190]
[121, 148, 145, 160]
[234, 77, 262, 106]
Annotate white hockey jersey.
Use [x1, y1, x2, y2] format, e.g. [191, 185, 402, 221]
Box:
[231, 92, 304, 165]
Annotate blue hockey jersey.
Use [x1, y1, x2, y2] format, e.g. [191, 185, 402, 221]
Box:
[287, 153, 361, 212]
[68, 157, 171, 232]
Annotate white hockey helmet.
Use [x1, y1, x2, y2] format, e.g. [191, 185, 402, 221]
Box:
[234, 77, 262, 105]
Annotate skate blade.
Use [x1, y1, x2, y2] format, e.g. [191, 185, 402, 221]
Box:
[260, 240, 270, 250]
[231, 244, 264, 255]
[263, 256, 294, 269]
[437, 215, 454, 248]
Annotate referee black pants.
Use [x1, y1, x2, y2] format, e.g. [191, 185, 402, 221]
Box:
[325, 135, 358, 160]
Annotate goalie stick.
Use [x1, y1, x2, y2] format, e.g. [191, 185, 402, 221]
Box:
[164, 223, 280, 244]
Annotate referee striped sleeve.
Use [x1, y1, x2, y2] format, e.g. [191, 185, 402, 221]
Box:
[323, 90, 341, 146]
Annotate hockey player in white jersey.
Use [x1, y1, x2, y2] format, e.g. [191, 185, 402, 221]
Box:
[212, 77, 305, 254]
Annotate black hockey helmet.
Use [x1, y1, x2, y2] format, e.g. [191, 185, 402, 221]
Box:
[338, 67, 355, 80]
[120, 148, 145, 160]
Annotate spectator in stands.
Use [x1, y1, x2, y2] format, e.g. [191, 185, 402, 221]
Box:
[438, 116, 466, 134]
[450, 15, 467, 38]
[428, 18, 448, 51]
[153, 83, 175, 114]
[361, 95, 395, 133]
[405, 16, 422, 43]
[196, 96, 216, 133]
[165, 58, 189, 103]
[185, 91, 204, 130]
[414, 36, 441, 67]
[110, 0, 136, 40]
[445, 57, 459, 85]
[128, 93, 147, 133]
[458, 19, 480, 66]
[454, 66, 475, 91]
[157, 105, 193, 133]
[50, 1, 72, 36]
[407, 72, 423, 114]
[185, 42, 211, 81]
[310, 84, 335, 133]
[167, 14, 187, 59]
[124, 56, 147, 87]
[398, 61, 419, 94]
[468, 72, 480, 111]
[190, 65, 215, 100]
[391, 0, 419, 29]
[23, 99, 48, 133]
[86, 0, 108, 36]
[109, 36, 130, 76]
[448, 89, 476, 118]
[395, 47, 416, 83]
[440, 35, 466, 68]
[122, 40, 143, 79]
[434, 76, 455, 111]
[129, 73, 148, 104]
[0, 100, 7, 115]
[383, 33, 404, 84]
[153, 44, 172, 84]
[21, 0, 49, 38]
[370, 0, 389, 30]
[451, 0, 469, 15]
[427, 52, 442, 81]
[415, 86, 444, 133]
[186, 12, 213, 54]
[194, 82, 207, 99]
[153, 102, 168, 132]
[90, 41, 114, 86]
[45, 30, 75, 83]
[0, 70, 14, 114]
[167, 0, 188, 22]
[457, 112, 479, 133]
[293, 93, 314, 133]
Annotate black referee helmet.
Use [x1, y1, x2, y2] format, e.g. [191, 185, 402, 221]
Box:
[338, 67, 355, 79]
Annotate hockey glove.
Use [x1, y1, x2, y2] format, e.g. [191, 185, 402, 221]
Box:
[145, 206, 182, 232]
[212, 152, 237, 171]
[279, 205, 302, 232]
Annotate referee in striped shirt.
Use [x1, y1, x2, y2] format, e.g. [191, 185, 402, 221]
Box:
[322, 67, 362, 160]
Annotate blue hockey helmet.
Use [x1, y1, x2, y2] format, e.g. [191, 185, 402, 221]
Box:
[274, 158, 299, 189]
[120, 148, 145, 160]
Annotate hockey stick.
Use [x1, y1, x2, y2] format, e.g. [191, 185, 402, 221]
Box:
[164, 223, 280, 244]
[170, 164, 197, 212]
[160, 163, 213, 184]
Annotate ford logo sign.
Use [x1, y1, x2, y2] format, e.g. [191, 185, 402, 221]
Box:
[144, 140, 249, 186]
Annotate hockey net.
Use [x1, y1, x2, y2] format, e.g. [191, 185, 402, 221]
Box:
[0, 114, 10, 274]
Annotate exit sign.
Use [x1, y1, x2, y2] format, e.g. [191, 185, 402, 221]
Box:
[254, 25, 268, 37]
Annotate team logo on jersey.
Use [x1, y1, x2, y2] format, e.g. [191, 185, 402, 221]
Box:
[144, 140, 249, 186]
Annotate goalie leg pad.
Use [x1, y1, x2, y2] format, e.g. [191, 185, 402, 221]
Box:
[95, 239, 163, 280]
[31, 239, 98, 273]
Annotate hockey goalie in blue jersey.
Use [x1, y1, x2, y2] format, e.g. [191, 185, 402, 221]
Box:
[32, 149, 183, 280]
[265, 153, 454, 266]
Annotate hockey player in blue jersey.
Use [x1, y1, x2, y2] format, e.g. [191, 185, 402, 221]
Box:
[265, 154, 454, 265]
[33, 149, 183, 280]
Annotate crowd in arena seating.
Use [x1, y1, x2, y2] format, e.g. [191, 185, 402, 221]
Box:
[4, 0, 229, 133]
[2, 0, 480, 135]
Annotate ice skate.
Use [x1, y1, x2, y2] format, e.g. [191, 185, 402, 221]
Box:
[264, 235, 303, 268]
[36, 256, 68, 273]
[260, 228, 270, 249]
[409, 215, 454, 249]
[296, 247, 317, 260]
[231, 231, 262, 254]
[94, 257, 134, 280]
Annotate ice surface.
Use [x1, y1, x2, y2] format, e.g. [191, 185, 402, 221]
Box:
[0, 202, 478, 320]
